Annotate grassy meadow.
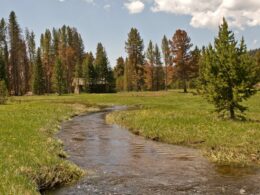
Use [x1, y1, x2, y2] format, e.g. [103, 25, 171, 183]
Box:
[0, 90, 260, 194]
[0, 101, 87, 194]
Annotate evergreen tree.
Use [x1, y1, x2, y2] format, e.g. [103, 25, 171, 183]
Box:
[190, 46, 200, 79]
[20, 40, 30, 93]
[125, 28, 145, 91]
[161, 35, 171, 90]
[189, 46, 201, 88]
[106, 66, 115, 93]
[8, 11, 22, 95]
[124, 57, 129, 91]
[171, 29, 193, 93]
[254, 51, 260, 82]
[0, 18, 8, 89]
[82, 52, 95, 92]
[154, 44, 164, 91]
[94, 43, 112, 92]
[33, 48, 45, 95]
[114, 57, 125, 91]
[53, 58, 65, 95]
[41, 29, 52, 93]
[199, 19, 259, 119]
[25, 29, 36, 91]
[145, 40, 155, 90]
[94, 43, 108, 84]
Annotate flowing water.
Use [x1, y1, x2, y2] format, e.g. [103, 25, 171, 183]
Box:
[47, 106, 260, 195]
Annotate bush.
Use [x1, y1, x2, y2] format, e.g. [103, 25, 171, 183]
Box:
[0, 80, 8, 104]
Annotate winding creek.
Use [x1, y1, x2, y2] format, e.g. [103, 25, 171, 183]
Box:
[47, 106, 260, 195]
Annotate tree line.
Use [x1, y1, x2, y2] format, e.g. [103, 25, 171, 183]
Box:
[0, 11, 205, 97]
[114, 28, 200, 92]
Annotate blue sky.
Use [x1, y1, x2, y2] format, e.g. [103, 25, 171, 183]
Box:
[1, 0, 260, 66]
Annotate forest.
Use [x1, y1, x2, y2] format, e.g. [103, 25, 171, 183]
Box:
[0, 11, 200, 96]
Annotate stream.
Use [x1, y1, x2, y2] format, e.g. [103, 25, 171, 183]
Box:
[47, 106, 260, 195]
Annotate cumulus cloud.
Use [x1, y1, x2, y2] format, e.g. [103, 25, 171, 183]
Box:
[151, 0, 260, 29]
[125, 0, 145, 14]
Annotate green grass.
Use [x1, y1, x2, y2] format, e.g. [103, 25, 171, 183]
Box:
[106, 92, 260, 166]
[0, 101, 86, 194]
[1, 91, 260, 194]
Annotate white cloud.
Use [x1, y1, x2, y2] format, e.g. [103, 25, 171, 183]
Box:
[125, 0, 145, 14]
[151, 0, 260, 29]
[104, 4, 111, 11]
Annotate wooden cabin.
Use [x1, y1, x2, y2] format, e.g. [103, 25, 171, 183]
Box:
[72, 78, 85, 94]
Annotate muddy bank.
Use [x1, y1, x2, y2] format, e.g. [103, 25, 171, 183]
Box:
[47, 106, 260, 195]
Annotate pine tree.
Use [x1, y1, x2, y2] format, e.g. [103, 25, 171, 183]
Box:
[154, 44, 164, 91]
[145, 40, 155, 90]
[106, 66, 115, 93]
[94, 43, 111, 92]
[125, 28, 145, 91]
[161, 35, 171, 90]
[25, 29, 36, 91]
[190, 46, 200, 79]
[82, 52, 95, 92]
[41, 29, 52, 93]
[94, 43, 108, 83]
[199, 19, 259, 119]
[171, 29, 193, 93]
[0, 18, 8, 89]
[20, 40, 30, 93]
[254, 51, 260, 82]
[33, 48, 45, 95]
[8, 11, 22, 95]
[53, 58, 65, 95]
[114, 57, 125, 91]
